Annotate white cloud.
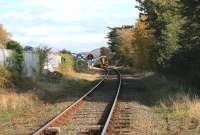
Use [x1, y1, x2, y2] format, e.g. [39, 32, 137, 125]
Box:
[14, 33, 105, 44]
[0, 0, 139, 52]
[14, 26, 50, 36]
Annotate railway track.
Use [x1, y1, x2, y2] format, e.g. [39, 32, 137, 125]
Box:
[32, 69, 122, 135]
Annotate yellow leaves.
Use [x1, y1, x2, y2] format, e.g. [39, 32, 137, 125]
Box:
[117, 28, 134, 49]
[132, 16, 155, 70]
[113, 27, 135, 64]
[108, 16, 155, 68]
[0, 24, 11, 47]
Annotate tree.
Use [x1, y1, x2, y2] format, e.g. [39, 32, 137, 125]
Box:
[135, 0, 200, 85]
[136, 0, 183, 69]
[170, 0, 200, 78]
[36, 46, 51, 74]
[59, 49, 71, 54]
[24, 46, 33, 51]
[132, 16, 155, 70]
[0, 24, 10, 47]
[6, 40, 24, 74]
[107, 18, 155, 70]
[107, 26, 135, 66]
[100, 47, 111, 57]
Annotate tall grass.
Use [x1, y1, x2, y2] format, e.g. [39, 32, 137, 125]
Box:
[0, 91, 39, 112]
[0, 66, 13, 88]
[158, 93, 200, 118]
[156, 93, 200, 134]
[140, 72, 200, 134]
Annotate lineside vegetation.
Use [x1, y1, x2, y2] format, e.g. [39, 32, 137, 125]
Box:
[108, 0, 200, 84]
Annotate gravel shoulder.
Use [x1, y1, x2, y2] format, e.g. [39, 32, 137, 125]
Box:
[110, 75, 165, 135]
[111, 73, 200, 135]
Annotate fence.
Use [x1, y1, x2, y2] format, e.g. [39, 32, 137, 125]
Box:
[23, 51, 39, 76]
[0, 49, 61, 77]
[0, 49, 12, 66]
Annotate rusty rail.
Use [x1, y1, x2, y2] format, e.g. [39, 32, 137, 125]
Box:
[32, 70, 109, 135]
[101, 69, 122, 135]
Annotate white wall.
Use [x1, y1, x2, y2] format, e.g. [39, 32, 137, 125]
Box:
[44, 53, 61, 72]
[0, 49, 62, 76]
[0, 49, 13, 66]
[23, 51, 39, 76]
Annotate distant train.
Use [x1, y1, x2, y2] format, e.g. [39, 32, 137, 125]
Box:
[100, 56, 109, 68]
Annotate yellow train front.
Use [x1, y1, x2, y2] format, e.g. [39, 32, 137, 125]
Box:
[100, 56, 109, 68]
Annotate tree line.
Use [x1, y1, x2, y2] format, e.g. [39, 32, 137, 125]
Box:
[107, 0, 200, 84]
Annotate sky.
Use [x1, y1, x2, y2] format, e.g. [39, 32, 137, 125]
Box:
[0, 0, 139, 52]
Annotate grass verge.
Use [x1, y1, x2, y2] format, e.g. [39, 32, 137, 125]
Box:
[0, 71, 100, 135]
[140, 73, 200, 135]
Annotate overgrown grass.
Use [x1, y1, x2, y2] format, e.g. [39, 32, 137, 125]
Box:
[0, 91, 38, 112]
[35, 77, 93, 103]
[140, 73, 200, 134]
[155, 94, 200, 135]
[0, 66, 12, 88]
[0, 69, 100, 134]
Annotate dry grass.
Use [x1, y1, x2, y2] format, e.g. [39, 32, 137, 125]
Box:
[66, 71, 100, 81]
[0, 70, 99, 134]
[0, 70, 98, 112]
[156, 93, 200, 135]
[158, 93, 200, 119]
[137, 72, 200, 134]
[60, 68, 101, 81]
[0, 91, 39, 112]
[188, 99, 200, 120]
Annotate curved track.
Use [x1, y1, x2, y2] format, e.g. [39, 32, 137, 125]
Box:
[32, 69, 122, 135]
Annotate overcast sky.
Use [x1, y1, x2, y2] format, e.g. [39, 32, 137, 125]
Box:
[0, 0, 139, 52]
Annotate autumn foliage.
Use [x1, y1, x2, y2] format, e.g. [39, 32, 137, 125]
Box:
[0, 24, 10, 48]
[107, 16, 155, 70]
[132, 16, 155, 70]
[108, 0, 200, 85]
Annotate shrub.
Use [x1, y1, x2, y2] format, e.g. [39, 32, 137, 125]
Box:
[0, 66, 12, 88]
[74, 59, 88, 72]
[61, 53, 74, 69]
[0, 66, 11, 79]
[45, 71, 63, 82]
[36, 46, 51, 74]
[6, 40, 24, 74]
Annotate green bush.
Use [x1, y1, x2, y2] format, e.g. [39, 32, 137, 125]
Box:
[6, 40, 24, 74]
[36, 46, 51, 74]
[61, 53, 74, 69]
[74, 59, 88, 72]
[0, 66, 12, 88]
[0, 66, 11, 79]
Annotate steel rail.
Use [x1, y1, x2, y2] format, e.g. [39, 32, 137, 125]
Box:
[32, 70, 109, 135]
[101, 69, 122, 135]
